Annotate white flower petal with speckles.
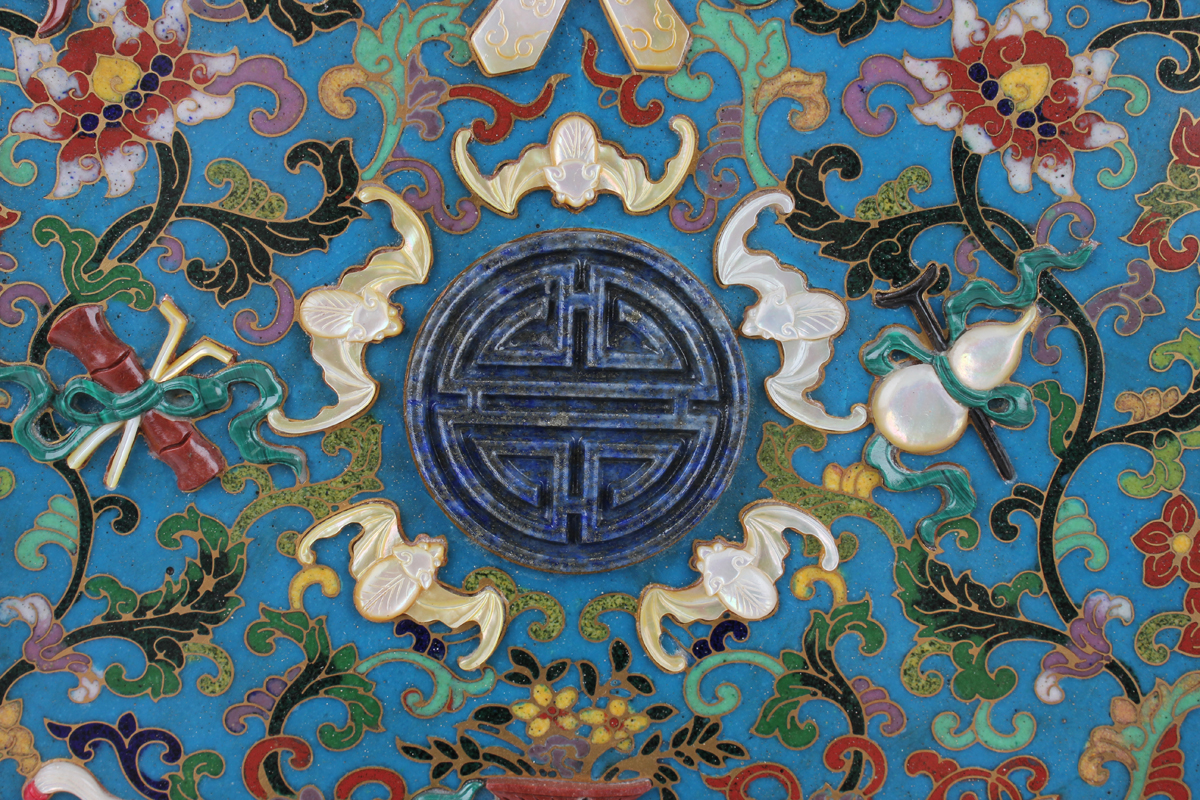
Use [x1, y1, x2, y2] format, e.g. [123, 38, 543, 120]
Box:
[903, 56, 949, 92]
[102, 140, 147, 197]
[12, 38, 55, 87]
[137, 103, 176, 141]
[993, 7, 1024, 40]
[175, 91, 233, 125]
[1073, 51, 1118, 104]
[88, 0, 126, 24]
[54, 154, 103, 198]
[35, 67, 80, 101]
[962, 122, 999, 154]
[1083, 121, 1126, 149]
[110, 10, 142, 46]
[11, 106, 69, 139]
[1011, 0, 1050, 31]
[1002, 148, 1034, 192]
[913, 95, 963, 131]
[155, 0, 189, 46]
[951, 0, 988, 55]
[192, 52, 237, 81]
[1037, 152, 1076, 197]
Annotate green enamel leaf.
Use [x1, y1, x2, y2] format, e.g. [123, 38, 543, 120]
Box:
[1118, 430, 1185, 497]
[15, 495, 78, 570]
[33, 217, 155, 310]
[893, 540, 1049, 701]
[754, 600, 884, 748]
[757, 422, 905, 544]
[1032, 380, 1079, 456]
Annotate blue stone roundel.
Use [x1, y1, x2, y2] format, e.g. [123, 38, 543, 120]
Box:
[405, 230, 749, 573]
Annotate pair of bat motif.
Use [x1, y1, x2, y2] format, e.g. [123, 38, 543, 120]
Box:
[295, 500, 837, 675]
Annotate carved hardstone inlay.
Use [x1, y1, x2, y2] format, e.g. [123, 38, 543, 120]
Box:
[406, 230, 749, 572]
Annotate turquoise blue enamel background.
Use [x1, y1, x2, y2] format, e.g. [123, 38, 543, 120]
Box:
[1, 0, 1200, 797]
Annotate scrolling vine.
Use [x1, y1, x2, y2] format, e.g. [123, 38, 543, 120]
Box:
[1, 0, 1200, 798]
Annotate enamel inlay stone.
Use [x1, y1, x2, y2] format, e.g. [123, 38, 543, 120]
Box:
[405, 230, 748, 572]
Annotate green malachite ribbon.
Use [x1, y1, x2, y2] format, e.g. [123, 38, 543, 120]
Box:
[863, 434, 976, 548]
[929, 355, 1034, 428]
[0, 361, 306, 479]
[861, 327, 1035, 429]
[944, 242, 1096, 340]
[857, 245, 1099, 547]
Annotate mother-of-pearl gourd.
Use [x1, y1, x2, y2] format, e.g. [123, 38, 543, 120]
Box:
[871, 306, 1039, 455]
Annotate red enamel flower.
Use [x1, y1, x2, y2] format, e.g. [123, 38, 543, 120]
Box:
[903, 0, 1125, 198]
[1131, 494, 1200, 588]
[1170, 110, 1200, 167]
[1124, 110, 1200, 271]
[8, 0, 235, 198]
[1180, 587, 1200, 656]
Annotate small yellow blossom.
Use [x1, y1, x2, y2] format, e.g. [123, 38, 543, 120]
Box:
[822, 463, 882, 498]
[510, 684, 580, 739]
[577, 697, 651, 750]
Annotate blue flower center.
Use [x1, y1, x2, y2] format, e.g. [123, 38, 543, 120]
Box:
[151, 54, 173, 77]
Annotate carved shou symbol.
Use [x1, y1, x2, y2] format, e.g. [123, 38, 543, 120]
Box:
[407, 231, 748, 573]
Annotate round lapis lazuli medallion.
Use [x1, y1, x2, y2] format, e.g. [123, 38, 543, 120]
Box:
[406, 230, 749, 572]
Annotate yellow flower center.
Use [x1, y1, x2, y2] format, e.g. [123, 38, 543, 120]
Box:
[92, 55, 142, 103]
[998, 64, 1052, 113]
[1172, 534, 1192, 554]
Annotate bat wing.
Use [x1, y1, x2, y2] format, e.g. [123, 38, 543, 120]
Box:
[740, 504, 793, 583]
[267, 340, 374, 435]
[715, 189, 795, 291]
[295, 502, 401, 576]
[271, 186, 429, 437]
[744, 502, 839, 575]
[717, 191, 867, 432]
[407, 583, 508, 671]
[769, 338, 868, 432]
[638, 583, 723, 673]
[454, 129, 554, 214]
[346, 504, 406, 579]
[340, 184, 431, 298]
